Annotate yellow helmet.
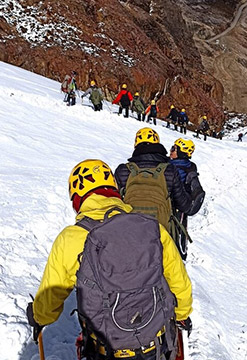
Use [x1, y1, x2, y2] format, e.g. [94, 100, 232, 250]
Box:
[174, 138, 195, 158]
[202, 115, 207, 120]
[151, 100, 156, 105]
[134, 92, 140, 96]
[122, 83, 127, 89]
[90, 80, 96, 86]
[170, 105, 175, 109]
[181, 108, 185, 112]
[134, 128, 160, 148]
[68, 160, 117, 200]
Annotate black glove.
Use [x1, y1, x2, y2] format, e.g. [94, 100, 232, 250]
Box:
[176, 317, 192, 337]
[26, 302, 44, 343]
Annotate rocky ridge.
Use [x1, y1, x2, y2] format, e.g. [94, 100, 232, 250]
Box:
[1, 0, 243, 129]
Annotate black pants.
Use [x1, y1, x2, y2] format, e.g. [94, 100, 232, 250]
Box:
[180, 125, 187, 134]
[197, 130, 207, 141]
[93, 102, 103, 111]
[172, 122, 177, 131]
[67, 92, 76, 106]
[119, 106, 129, 118]
[147, 115, 157, 125]
[137, 113, 146, 121]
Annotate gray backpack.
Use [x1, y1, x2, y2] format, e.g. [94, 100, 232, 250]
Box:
[76, 208, 177, 354]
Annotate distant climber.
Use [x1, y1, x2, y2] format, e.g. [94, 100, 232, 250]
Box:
[112, 84, 133, 118]
[145, 100, 159, 125]
[196, 116, 210, 141]
[61, 70, 78, 106]
[178, 109, 189, 134]
[131, 92, 146, 121]
[166, 105, 179, 130]
[81, 80, 104, 111]
[237, 133, 244, 142]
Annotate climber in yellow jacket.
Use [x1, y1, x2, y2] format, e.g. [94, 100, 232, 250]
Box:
[26, 159, 193, 359]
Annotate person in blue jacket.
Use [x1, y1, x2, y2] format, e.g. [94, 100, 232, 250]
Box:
[178, 109, 189, 134]
[170, 138, 205, 260]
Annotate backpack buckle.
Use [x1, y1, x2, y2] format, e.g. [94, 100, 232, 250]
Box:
[103, 294, 110, 309]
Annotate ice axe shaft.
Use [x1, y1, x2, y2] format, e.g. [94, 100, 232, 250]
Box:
[38, 332, 45, 360]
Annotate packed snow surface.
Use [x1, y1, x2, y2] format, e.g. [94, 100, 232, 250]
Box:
[0, 61, 247, 360]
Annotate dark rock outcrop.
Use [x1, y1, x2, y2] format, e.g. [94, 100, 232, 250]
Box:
[0, 0, 229, 128]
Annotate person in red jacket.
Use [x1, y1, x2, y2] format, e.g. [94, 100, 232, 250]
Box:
[112, 84, 133, 118]
[145, 99, 159, 125]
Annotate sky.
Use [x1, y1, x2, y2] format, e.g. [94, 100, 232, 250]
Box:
[0, 61, 247, 360]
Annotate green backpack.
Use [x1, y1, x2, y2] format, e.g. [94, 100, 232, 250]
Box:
[89, 88, 103, 105]
[123, 162, 192, 242]
[133, 98, 145, 113]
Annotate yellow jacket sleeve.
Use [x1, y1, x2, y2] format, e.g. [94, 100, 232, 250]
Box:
[32, 196, 133, 326]
[33, 225, 88, 325]
[159, 225, 193, 321]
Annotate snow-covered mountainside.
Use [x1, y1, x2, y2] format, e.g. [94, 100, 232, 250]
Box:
[0, 61, 247, 360]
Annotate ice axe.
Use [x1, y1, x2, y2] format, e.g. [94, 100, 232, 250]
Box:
[29, 294, 45, 360]
[38, 331, 45, 360]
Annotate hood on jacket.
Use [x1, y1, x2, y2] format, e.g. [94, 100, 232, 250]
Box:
[128, 143, 169, 163]
[76, 194, 132, 222]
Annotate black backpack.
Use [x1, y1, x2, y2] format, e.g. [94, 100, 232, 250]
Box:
[150, 105, 157, 118]
[120, 91, 131, 107]
[75, 208, 177, 355]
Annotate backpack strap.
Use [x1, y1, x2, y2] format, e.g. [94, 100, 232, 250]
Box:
[170, 214, 193, 244]
[126, 162, 139, 176]
[76, 207, 127, 230]
[103, 207, 126, 220]
[152, 163, 168, 179]
[76, 216, 100, 232]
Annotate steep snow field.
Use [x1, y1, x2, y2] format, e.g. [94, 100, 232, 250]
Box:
[0, 61, 247, 360]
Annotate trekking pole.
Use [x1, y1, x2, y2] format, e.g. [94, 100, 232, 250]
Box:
[38, 331, 45, 360]
[103, 100, 112, 113]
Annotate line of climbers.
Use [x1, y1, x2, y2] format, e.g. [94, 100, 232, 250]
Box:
[165, 105, 224, 141]
[26, 127, 205, 360]
[61, 72, 224, 140]
[61, 74, 173, 128]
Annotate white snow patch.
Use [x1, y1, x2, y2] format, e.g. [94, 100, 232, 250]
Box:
[0, 61, 247, 360]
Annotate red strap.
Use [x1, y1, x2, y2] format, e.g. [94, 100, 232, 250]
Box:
[176, 329, 184, 360]
[75, 333, 84, 360]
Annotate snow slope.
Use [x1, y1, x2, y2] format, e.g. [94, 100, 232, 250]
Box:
[0, 61, 247, 360]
